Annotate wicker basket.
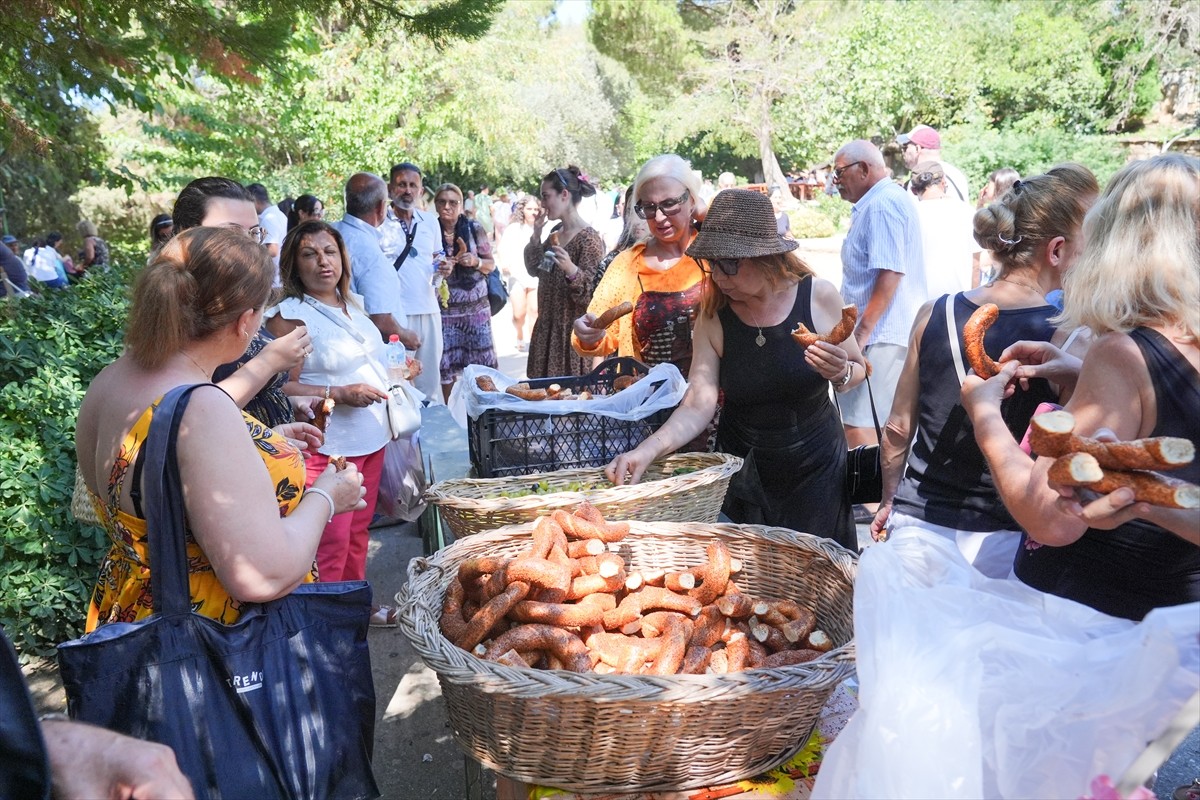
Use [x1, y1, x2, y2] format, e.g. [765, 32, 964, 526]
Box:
[398, 521, 857, 793]
[425, 452, 743, 539]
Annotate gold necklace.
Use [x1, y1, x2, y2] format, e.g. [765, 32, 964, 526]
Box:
[993, 276, 1043, 295]
[181, 351, 212, 381]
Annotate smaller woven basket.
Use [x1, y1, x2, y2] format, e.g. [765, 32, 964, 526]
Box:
[398, 521, 856, 793]
[424, 452, 742, 539]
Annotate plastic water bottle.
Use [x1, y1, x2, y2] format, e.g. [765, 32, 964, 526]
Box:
[431, 250, 446, 288]
[386, 334, 409, 385]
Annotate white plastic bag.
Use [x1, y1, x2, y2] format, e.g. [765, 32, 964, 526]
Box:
[813, 527, 1200, 800]
[376, 436, 426, 522]
[460, 362, 688, 422]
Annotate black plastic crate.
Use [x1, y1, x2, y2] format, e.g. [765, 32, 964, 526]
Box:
[468, 358, 676, 478]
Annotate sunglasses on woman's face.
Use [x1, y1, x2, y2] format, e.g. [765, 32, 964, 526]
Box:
[699, 258, 741, 276]
[634, 189, 691, 220]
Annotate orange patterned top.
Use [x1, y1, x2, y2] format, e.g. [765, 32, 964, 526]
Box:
[85, 398, 314, 631]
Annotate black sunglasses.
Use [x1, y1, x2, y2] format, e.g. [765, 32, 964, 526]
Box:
[699, 257, 741, 276]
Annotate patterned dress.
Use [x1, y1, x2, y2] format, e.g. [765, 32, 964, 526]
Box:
[85, 399, 313, 631]
[439, 216, 498, 385]
[523, 225, 603, 378]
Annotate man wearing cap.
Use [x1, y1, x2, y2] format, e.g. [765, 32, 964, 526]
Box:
[0, 235, 31, 297]
[897, 125, 970, 203]
[831, 139, 926, 466]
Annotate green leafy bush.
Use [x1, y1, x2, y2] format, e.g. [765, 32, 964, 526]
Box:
[0, 259, 134, 657]
[788, 206, 835, 239]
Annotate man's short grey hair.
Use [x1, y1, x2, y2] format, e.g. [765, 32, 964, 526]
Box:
[344, 173, 388, 218]
[835, 140, 885, 168]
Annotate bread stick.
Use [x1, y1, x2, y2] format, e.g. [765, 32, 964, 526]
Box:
[648, 616, 692, 675]
[1047, 452, 1200, 509]
[790, 304, 858, 348]
[763, 649, 822, 668]
[438, 579, 469, 643]
[455, 581, 531, 651]
[509, 599, 606, 628]
[1030, 410, 1194, 471]
[475, 375, 499, 393]
[311, 397, 335, 432]
[591, 300, 634, 330]
[689, 540, 732, 605]
[483, 624, 590, 672]
[963, 303, 1000, 378]
[505, 384, 549, 401]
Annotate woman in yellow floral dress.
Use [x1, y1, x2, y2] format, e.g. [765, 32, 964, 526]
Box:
[76, 228, 367, 630]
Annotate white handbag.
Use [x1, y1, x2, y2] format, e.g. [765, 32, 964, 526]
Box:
[301, 296, 423, 440]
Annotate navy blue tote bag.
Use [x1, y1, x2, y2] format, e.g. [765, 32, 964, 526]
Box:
[57, 384, 379, 799]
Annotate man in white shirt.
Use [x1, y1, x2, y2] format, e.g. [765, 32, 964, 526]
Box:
[379, 162, 449, 402]
[896, 125, 970, 204]
[246, 183, 288, 267]
[331, 172, 420, 350]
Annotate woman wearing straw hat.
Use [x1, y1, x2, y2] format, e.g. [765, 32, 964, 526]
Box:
[606, 189, 866, 548]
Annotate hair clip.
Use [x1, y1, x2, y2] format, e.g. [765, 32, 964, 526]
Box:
[1011, 179, 1023, 193]
[997, 233, 1023, 246]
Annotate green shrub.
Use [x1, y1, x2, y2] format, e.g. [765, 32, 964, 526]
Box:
[0, 258, 134, 657]
[788, 206, 835, 239]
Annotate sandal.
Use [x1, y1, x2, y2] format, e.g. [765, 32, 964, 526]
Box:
[369, 605, 399, 628]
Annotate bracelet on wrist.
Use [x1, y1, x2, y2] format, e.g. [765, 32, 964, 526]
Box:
[305, 487, 337, 523]
[837, 361, 855, 388]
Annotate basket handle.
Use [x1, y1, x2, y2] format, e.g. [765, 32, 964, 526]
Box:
[407, 556, 443, 584]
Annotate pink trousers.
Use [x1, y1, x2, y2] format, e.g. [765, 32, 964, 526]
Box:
[305, 448, 385, 582]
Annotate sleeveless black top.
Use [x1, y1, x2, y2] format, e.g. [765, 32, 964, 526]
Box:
[893, 294, 1058, 531]
[1014, 328, 1200, 620]
[716, 276, 855, 549]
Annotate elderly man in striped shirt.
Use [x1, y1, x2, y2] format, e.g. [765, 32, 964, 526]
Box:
[832, 140, 926, 497]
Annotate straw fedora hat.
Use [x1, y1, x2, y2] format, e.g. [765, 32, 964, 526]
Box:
[686, 189, 797, 260]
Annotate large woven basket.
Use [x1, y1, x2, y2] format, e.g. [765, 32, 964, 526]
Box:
[398, 521, 857, 793]
[424, 452, 743, 539]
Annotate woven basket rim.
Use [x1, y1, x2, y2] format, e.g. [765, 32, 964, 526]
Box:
[398, 521, 857, 700]
[424, 452, 743, 512]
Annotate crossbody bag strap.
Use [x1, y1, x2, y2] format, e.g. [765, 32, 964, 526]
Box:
[945, 294, 968, 387]
[392, 220, 418, 271]
[830, 366, 882, 440]
[301, 295, 392, 388]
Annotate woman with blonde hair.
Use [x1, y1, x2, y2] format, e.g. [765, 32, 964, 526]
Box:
[872, 163, 1099, 577]
[572, 154, 707, 377]
[78, 227, 365, 631]
[606, 190, 865, 548]
[962, 153, 1200, 618]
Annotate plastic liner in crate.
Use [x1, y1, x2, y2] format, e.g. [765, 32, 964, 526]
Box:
[463, 359, 687, 478]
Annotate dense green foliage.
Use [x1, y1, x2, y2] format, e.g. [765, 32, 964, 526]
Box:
[0, 259, 134, 656]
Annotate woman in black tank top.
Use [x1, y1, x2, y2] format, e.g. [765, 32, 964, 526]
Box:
[603, 190, 867, 550]
[963, 153, 1200, 619]
[873, 164, 1099, 578]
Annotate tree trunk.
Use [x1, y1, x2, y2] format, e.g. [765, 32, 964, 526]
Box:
[757, 116, 790, 201]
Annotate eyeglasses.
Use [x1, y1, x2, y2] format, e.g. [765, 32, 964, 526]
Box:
[434, 198, 461, 207]
[634, 189, 691, 220]
[223, 224, 267, 244]
[698, 258, 741, 277]
[832, 162, 865, 183]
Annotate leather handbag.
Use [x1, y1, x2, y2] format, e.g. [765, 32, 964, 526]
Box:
[57, 384, 379, 800]
[837, 371, 884, 505]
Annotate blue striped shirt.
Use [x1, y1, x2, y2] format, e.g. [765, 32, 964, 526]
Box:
[840, 179, 926, 347]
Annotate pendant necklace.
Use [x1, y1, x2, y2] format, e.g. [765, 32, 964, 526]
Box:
[992, 276, 1043, 296]
[747, 306, 766, 347]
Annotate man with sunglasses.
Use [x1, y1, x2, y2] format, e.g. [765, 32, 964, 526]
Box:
[832, 140, 926, 510]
